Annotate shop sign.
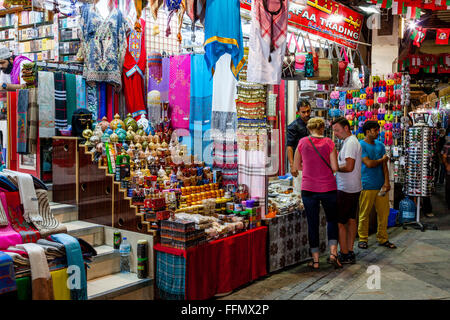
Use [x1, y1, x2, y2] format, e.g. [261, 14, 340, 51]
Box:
[240, 0, 364, 49]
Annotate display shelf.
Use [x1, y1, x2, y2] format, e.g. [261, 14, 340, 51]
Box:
[18, 35, 53, 42]
[18, 21, 53, 29]
[0, 25, 15, 30]
[0, 7, 24, 16]
[59, 38, 80, 42]
[0, 38, 15, 42]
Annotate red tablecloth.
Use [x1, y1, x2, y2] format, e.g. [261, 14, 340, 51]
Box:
[154, 226, 268, 300]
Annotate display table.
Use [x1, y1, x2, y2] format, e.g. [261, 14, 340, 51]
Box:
[262, 209, 328, 273]
[154, 226, 268, 300]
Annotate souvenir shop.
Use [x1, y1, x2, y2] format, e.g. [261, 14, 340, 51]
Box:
[1, 0, 449, 300]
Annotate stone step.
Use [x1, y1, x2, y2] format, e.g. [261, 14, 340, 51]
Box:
[87, 244, 120, 281]
[50, 202, 78, 223]
[64, 220, 105, 247]
[87, 272, 153, 300]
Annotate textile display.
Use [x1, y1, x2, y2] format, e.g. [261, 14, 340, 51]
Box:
[154, 226, 267, 300]
[79, 4, 127, 89]
[150, 0, 164, 20]
[203, 0, 245, 80]
[87, 83, 98, 121]
[123, 18, 147, 120]
[0, 176, 18, 192]
[3, 170, 40, 225]
[54, 72, 67, 131]
[64, 73, 77, 126]
[185, 0, 206, 24]
[5, 191, 40, 243]
[148, 57, 170, 103]
[16, 243, 54, 300]
[17, 89, 29, 154]
[76, 75, 87, 110]
[2, 251, 29, 267]
[263, 209, 329, 273]
[0, 193, 22, 250]
[37, 71, 56, 138]
[50, 233, 87, 300]
[237, 146, 267, 203]
[156, 251, 186, 300]
[27, 88, 38, 154]
[16, 276, 31, 300]
[247, 0, 288, 85]
[0, 188, 8, 226]
[190, 54, 213, 166]
[148, 52, 163, 83]
[7, 92, 18, 170]
[0, 252, 16, 295]
[169, 54, 191, 131]
[51, 268, 71, 300]
[211, 54, 238, 186]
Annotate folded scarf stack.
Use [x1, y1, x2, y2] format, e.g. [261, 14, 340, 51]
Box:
[22, 63, 36, 88]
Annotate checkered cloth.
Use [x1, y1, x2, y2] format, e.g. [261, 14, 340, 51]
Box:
[156, 251, 185, 300]
[254, 0, 288, 53]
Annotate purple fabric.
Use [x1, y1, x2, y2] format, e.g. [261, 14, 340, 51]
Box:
[0, 192, 23, 250]
[148, 57, 170, 103]
[169, 54, 191, 130]
[11, 56, 32, 85]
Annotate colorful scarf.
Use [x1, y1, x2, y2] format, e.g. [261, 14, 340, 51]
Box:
[190, 54, 213, 166]
[148, 52, 163, 83]
[0, 192, 23, 250]
[98, 82, 107, 120]
[5, 191, 40, 243]
[148, 57, 170, 103]
[76, 75, 87, 110]
[50, 233, 87, 300]
[185, 0, 206, 24]
[254, 0, 288, 56]
[16, 243, 54, 300]
[11, 55, 31, 85]
[27, 88, 38, 154]
[87, 83, 98, 121]
[54, 72, 67, 131]
[0, 252, 16, 295]
[17, 89, 29, 154]
[32, 189, 67, 238]
[150, 0, 164, 20]
[37, 71, 55, 138]
[64, 73, 77, 126]
[169, 54, 191, 131]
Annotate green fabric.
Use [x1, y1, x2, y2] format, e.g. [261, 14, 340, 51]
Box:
[16, 276, 32, 300]
[64, 73, 77, 126]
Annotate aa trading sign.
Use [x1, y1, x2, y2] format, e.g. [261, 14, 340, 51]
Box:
[240, 0, 364, 49]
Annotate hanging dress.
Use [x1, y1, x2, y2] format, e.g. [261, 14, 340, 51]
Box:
[122, 18, 147, 120]
[203, 0, 245, 80]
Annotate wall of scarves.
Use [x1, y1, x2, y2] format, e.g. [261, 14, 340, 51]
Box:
[0, 169, 93, 300]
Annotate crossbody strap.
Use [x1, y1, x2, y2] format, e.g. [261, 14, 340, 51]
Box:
[308, 136, 333, 172]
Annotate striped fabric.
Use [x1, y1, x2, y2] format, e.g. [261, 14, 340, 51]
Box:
[156, 251, 185, 300]
[54, 72, 67, 131]
[27, 88, 38, 154]
[0, 190, 8, 226]
[33, 189, 67, 238]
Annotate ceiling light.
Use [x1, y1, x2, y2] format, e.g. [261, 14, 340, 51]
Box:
[358, 6, 380, 14]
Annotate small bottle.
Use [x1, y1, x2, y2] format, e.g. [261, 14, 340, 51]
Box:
[119, 237, 131, 273]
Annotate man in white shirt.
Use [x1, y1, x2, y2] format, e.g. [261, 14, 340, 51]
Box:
[332, 117, 362, 264]
[0, 46, 29, 92]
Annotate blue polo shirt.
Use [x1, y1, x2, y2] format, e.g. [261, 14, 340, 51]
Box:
[360, 140, 385, 190]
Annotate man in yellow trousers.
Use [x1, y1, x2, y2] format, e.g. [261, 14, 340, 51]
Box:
[358, 121, 397, 250]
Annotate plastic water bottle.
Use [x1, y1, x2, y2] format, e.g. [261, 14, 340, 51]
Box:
[119, 237, 131, 273]
[399, 196, 416, 224]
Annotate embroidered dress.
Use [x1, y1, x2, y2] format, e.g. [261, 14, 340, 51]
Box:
[79, 4, 127, 89]
[123, 18, 147, 120]
[203, 0, 245, 80]
[169, 54, 191, 131]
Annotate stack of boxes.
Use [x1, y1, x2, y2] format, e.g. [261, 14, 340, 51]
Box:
[160, 219, 206, 250]
[144, 195, 169, 231]
[225, 199, 262, 230]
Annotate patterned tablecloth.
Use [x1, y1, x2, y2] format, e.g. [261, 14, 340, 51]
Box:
[262, 209, 329, 273]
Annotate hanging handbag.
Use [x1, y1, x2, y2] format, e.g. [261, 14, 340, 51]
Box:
[305, 34, 319, 71]
[295, 33, 308, 74]
[344, 48, 354, 88]
[350, 51, 362, 89]
[308, 39, 331, 82]
[322, 41, 339, 85]
[304, 33, 315, 78]
[282, 33, 304, 80]
[357, 49, 370, 88]
[338, 46, 349, 87]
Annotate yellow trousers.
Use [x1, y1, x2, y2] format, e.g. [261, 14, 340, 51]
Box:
[358, 190, 389, 244]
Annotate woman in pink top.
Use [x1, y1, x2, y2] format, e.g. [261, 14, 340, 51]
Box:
[294, 118, 342, 270]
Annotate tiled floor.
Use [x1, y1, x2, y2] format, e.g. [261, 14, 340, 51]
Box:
[218, 185, 450, 300]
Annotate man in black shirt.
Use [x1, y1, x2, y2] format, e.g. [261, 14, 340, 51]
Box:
[287, 99, 311, 177]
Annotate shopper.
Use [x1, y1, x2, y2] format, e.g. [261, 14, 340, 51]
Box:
[287, 99, 311, 179]
[358, 121, 396, 249]
[332, 117, 362, 264]
[0, 46, 31, 91]
[294, 117, 342, 270]
[442, 134, 450, 210]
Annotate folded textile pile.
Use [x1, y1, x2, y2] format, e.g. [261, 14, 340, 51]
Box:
[22, 63, 36, 88]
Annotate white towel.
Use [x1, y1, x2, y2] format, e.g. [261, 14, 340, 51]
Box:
[3, 169, 41, 224]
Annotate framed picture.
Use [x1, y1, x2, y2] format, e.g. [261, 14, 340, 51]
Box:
[19, 153, 36, 171]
